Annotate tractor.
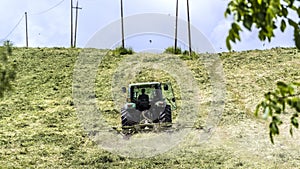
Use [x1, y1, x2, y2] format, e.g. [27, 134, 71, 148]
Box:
[121, 82, 176, 128]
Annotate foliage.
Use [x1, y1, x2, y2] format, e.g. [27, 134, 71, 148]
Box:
[255, 81, 300, 143]
[181, 50, 198, 60]
[225, 0, 300, 144]
[225, 0, 300, 50]
[111, 46, 133, 56]
[164, 46, 182, 54]
[164, 46, 198, 60]
[0, 40, 16, 98]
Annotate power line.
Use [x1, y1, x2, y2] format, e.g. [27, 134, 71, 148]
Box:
[0, 14, 25, 43]
[30, 0, 65, 15]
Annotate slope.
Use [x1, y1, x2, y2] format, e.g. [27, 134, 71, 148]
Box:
[0, 47, 299, 168]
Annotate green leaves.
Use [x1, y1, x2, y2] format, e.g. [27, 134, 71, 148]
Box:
[293, 26, 300, 49]
[290, 113, 299, 136]
[256, 81, 300, 144]
[291, 113, 299, 128]
[225, 0, 300, 50]
[243, 15, 253, 30]
[0, 41, 16, 98]
[257, 0, 263, 5]
[226, 23, 242, 50]
[280, 19, 286, 32]
[269, 116, 282, 144]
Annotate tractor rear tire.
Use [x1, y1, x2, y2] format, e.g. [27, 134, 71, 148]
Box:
[159, 105, 172, 123]
[121, 108, 136, 127]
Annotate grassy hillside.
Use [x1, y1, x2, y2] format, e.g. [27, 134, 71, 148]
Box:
[0, 47, 300, 168]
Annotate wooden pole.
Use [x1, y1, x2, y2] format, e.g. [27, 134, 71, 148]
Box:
[74, 1, 82, 48]
[120, 0, 125, 48]
[187, 0, 192, 56]
[71, 0, 73, 47]
[25, 12, 28, 48]
[174, 0, 179, 53]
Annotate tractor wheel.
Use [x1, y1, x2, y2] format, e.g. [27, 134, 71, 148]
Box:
[159, 105, 172, 123]
[121, 108, 136, 126]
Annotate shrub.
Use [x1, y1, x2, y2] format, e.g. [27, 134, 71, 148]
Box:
[112, 47, 133, 56]
[164, 46, 182, 55]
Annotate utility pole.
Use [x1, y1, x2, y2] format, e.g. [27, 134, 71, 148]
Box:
[174, 0, 179, 53]
[25, 12, 28, 48]
[186, 0, 192, 56]
[120, 0, 125, 48]
[73, 0, 82, 48]
[70, 0, 73, 47]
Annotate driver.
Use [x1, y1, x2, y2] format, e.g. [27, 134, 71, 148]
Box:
[137, 88, 150, 111]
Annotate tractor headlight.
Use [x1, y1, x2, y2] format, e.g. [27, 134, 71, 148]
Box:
[155, 101, 166, 107]
[126, 103, 136, 109]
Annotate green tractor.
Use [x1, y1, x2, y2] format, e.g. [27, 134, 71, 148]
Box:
[121, 82, 176, 128]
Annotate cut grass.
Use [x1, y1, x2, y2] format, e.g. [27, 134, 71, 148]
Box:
[0, 47, 300, 168]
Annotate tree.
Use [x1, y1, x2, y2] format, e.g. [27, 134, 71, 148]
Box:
[225, 0, 300, 143]
[225, 0, 300, 51]
[255, 82, 300, 143]
[0, 40, 16, 98]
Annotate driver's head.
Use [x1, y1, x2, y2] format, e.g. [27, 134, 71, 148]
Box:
[141, 88, 146, 94]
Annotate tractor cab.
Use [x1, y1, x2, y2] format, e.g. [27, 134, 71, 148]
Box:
[123, 82, 176, 110]
[121, 82, 176, 127]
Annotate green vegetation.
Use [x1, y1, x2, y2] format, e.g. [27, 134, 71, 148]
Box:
[1, 47, 300, 168]
[226, 0, 300, 142]
[255, 81, 300, 143]
[164, 46, 198, 61]
[110, 46, 134, 56]
[225, 0, 300, 50]
[0, 41, 16, 98]
[164, 46, 182, 55]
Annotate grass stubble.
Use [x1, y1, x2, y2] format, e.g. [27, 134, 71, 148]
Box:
[0, 47, 299, 168]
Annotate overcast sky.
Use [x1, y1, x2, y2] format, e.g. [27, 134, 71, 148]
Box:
[0, 0, 296, 52]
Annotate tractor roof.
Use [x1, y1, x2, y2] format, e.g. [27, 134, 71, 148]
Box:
[129, 82, 160, 87]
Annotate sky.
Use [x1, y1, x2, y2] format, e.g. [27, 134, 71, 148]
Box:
[0, 0, 297, 53]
